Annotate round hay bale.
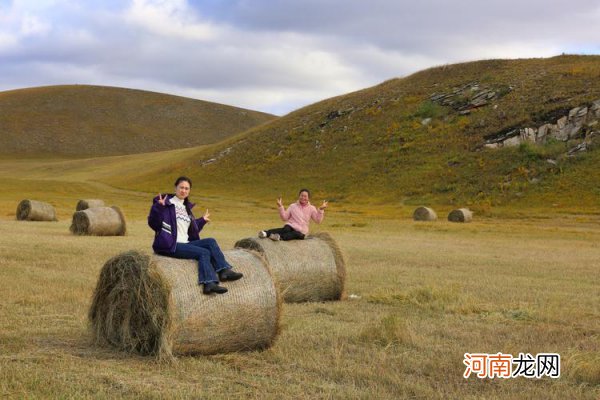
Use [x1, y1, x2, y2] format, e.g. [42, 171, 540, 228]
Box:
[76, 199, 105, 211]
[235, 232, 346, 303]
[70, 206, 127, 236]
[448, 208, 473, 223]
[89, 249, 280, 358]
[16, 199, 57, 221]
[413, 206, 437, 221]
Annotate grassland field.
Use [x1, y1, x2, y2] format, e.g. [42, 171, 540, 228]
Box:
[0, 155, 599, 399]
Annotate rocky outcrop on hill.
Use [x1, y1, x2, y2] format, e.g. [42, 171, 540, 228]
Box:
[429, 82, 512, 114]
[318, 107, 356, 128]
[428, 82, 600, 155]
[483, 100, 600, 153]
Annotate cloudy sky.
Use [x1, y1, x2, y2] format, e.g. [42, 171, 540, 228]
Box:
[1, 0, 599, 115]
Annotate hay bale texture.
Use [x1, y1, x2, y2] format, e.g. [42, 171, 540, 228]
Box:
[76, 199, 105, 211]
[413, 206, 437, 221]
[235, 232, 346, 303]
[16, 199, 57, 221]
[89, 249, 280, 358]
[448, 208, 473, 223]
[70, 206, 126, 236]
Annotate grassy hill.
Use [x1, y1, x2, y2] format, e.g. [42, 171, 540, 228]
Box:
[0, 85, 276, 157]
[95, 55, 600, 215]
[2, 56, 600, 217]
[1, 58, 598, 399]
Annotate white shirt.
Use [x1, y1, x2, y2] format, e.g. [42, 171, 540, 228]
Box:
[170, 196, 191, 243]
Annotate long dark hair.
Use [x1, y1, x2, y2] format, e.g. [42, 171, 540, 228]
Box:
[173, 176, 193, 214]
[174, 176, 192, 188]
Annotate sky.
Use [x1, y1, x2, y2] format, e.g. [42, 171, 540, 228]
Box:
[1, 0, 599, 115]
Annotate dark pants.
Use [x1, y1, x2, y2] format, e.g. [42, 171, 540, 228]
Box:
[265, 224, 305, 241]
[161, 238, 231, 284]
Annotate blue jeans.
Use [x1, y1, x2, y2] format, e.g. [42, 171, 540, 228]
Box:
[163, 238, 231, 284]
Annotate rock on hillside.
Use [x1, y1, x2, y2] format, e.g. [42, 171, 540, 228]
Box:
[169, 55, 600, 210]
[483, 100, 600, 154]
[0, 85, 276, 157]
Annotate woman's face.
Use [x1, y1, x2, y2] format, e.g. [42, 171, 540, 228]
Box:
[298, 191, 309, 206]
[175, 181, 191, 200]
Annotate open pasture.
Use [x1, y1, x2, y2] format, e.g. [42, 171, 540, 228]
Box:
[1, 202, 598, 398]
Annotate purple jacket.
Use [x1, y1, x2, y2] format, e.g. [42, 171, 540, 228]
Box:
[147, 194, 207, 254]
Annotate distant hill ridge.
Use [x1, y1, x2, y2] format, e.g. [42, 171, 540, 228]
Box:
[130, 55, 600, 212]
[0, 85, 276, 157]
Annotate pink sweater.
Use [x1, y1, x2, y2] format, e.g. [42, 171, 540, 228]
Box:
[279, 201, 324, 234]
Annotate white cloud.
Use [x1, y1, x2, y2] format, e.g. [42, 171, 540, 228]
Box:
[19, 14, 51, 35]
[0, 33, 17, 50]
[457, 42, 561, 62]
[124, 0, 218, 41]
[0, 0, 599, 115]
[167, 85, 327, 116]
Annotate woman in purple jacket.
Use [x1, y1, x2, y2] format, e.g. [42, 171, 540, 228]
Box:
[148, 176, 242, 295]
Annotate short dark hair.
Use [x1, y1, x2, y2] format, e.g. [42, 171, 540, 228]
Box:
[298, 188, 311, 198]
[174, 176, 192, 188]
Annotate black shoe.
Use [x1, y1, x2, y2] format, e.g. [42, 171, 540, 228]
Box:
[203, 282, 228, 294]
[219, 269, 243, 281]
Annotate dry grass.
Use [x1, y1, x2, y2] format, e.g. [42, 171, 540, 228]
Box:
[89, 251, 173, 358]
[234, 233, 345, 302]
[447, 208, 473, 223]
[111, 55, 600, 213]
[70, 206, 127, 236]
[2, 56, 599, 398]
[89, 249, 280, 359]
[15, 199, 57, 221]
[0, 210, 598, 399]
[413, 206, 438, 221]
[0, 148, 598, 398]
[0, 85, 276, 157]
[76, 199, 105, 211]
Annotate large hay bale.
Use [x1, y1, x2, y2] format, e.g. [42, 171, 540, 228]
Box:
[235, 232, 346, 303]
[89, 249, 280, 358]
[76, 199, 105, 211]
[448, 208, 473, 223]
[16, 199, 57, 221]
[70, 206, 127, 236]
[413, 206, 437, 221]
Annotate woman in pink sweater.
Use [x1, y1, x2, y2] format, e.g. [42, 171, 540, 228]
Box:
[258, 189, 328, 241]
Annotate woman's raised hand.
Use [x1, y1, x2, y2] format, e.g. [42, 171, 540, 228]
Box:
[277, 197, 283, 207]
[157, 193, 167, 206]
[319, 200, 329, 210]
[203, 209, 211, 222]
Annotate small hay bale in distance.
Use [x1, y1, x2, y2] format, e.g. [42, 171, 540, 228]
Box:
[16, 199, 57, 221]
[413, 206, 437, 221]
[448, 208, 473, 223]
[88, 249, 280, 358]
[70, 206, 127, 236]
[235, 232, 346, 303]
[76, 199, 105, 211]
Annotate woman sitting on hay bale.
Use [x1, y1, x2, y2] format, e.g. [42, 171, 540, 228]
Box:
[148, 176, 243, 295]
[258, 189, 328, 241]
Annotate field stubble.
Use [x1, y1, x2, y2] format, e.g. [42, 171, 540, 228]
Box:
[0, 210, 598, 399]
